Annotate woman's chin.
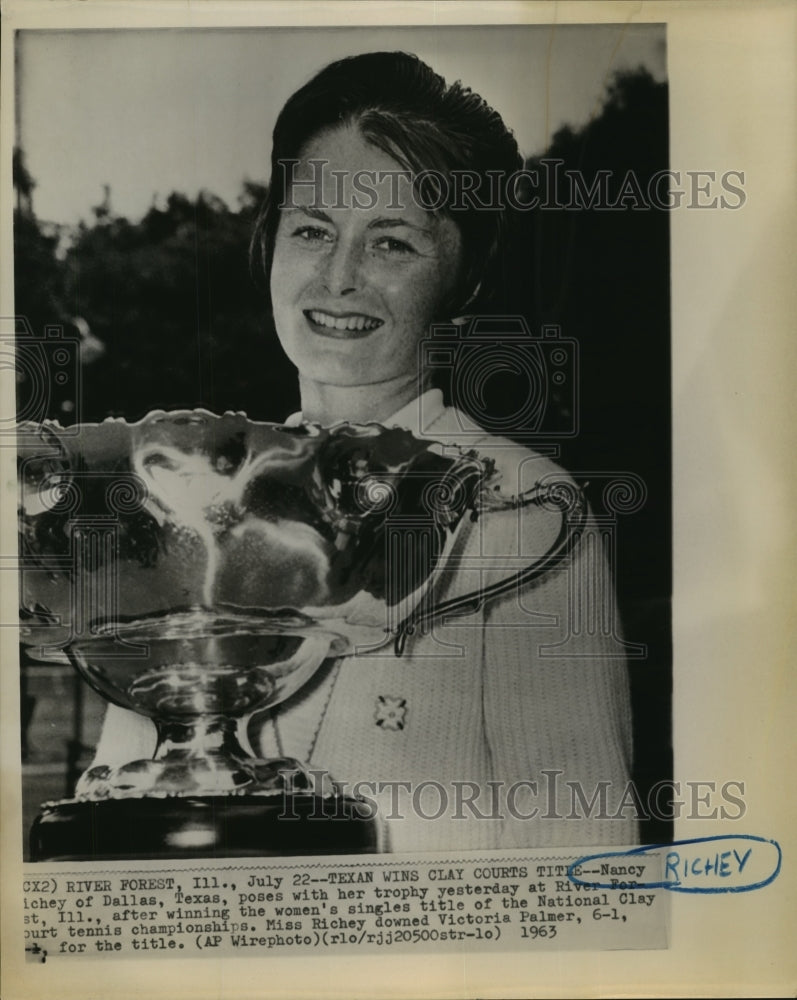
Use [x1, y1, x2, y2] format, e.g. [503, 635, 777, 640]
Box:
[300, 367, 386, 392]
[286, 341, 386, 384]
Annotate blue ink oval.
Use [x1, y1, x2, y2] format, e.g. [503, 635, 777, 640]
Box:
[568, 834, 781, 894]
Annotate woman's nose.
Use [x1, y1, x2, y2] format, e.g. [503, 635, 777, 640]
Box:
[321, 239, 362, 296]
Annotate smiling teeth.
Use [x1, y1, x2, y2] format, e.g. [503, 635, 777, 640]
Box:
[308, 310, 382, 332]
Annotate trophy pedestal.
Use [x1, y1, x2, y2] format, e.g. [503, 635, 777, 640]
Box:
[30, 793, 381, 861]
[31, 710, 383, 862]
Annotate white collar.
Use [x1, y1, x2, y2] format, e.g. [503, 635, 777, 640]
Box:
[283, 388, 446, 436]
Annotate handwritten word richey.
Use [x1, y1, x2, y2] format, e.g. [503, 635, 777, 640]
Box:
[569, 835, 782, 895]
[665, 846, 752, 883]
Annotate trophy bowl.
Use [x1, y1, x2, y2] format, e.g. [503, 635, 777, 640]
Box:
[18, 410, 582, 859]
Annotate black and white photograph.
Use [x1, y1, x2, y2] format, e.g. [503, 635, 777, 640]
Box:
[13, 21, 671, 861]
[2, 2, 794, 998]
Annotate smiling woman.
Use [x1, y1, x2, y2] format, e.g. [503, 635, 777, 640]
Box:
[269, 127, 464, 422]
[252, 51, 524, 425]
[94, 51, 638, 853]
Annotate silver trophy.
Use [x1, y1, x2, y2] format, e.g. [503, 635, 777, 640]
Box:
[18, 410, 583, 860]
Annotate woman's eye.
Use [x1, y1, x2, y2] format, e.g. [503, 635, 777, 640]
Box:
[293, 226, 333, 243]
[373, 236, 415, 256]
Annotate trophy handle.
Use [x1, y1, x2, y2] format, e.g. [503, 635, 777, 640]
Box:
[393, 480, 588, 655]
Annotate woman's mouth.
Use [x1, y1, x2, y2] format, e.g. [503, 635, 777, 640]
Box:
[304, 309, 384, 338]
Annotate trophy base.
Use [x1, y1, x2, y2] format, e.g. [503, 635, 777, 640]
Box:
[30, 794, 381, 861]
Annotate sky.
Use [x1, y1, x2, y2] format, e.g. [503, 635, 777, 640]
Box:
[17, 24, 666, 227]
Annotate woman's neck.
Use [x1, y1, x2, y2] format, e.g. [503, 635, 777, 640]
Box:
[298, 374, 428, 426]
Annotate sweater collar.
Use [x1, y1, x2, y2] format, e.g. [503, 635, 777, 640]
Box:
[283, 388, 446, 435]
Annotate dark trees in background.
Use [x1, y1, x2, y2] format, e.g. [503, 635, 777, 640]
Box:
[13, 177, 298, 425]
[517, 69, 671, 843]
[59, 183, 299, 423]
[13, 149, 66, 339]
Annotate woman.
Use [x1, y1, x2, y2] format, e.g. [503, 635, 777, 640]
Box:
[96, 51, 636, 852]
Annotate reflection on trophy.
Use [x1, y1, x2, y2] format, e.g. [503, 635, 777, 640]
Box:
[18, 411, 583, 861]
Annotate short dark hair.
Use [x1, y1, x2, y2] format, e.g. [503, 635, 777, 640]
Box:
[251, 51, 523, 317]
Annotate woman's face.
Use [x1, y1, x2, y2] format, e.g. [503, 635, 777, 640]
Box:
[270, 125, 463, 390]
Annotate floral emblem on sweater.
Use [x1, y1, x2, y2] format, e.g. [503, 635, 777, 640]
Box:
[375, 695, 408, 731]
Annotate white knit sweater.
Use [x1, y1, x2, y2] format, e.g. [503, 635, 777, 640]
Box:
[94, 391, 637, 852]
